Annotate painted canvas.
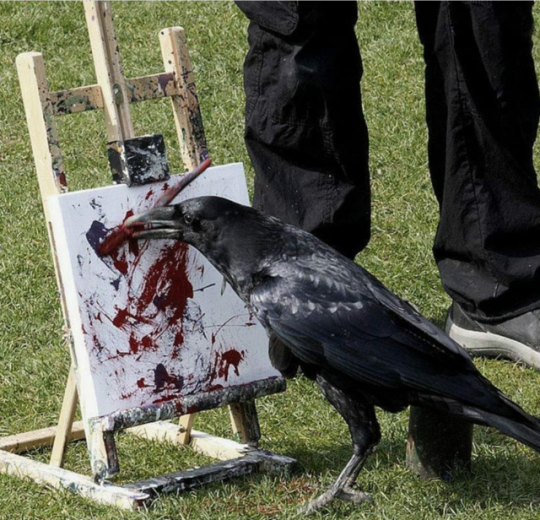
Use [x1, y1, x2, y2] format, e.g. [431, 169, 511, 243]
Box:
[48, 163, 279, 421]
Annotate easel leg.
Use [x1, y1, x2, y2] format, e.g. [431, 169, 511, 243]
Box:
[178, 414, 195, 445]
[229, 401, 260, 448]
[50, 366, 78, 467]
[88, 419, 120, 483]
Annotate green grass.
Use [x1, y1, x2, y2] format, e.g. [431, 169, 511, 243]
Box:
[1, 2, 540, 519]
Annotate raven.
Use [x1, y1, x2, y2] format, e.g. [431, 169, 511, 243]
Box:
[125, 196, 540, 513]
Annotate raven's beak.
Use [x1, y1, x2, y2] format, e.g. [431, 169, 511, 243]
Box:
[124, 206, 182, 240]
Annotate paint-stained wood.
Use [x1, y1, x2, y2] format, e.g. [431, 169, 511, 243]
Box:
[93, 377, 285, 436]
[125, 456, 259, 496]
[84, 1, 134, 142]
[248, 449, 297, 475]
[159, 27, 209, 170]
[126, 72, 178, 103]
[50, 84, 104, 115]
[125, 450, 296, 496]
[15, 51, 80, 469]
[229, 401, 260, 447]
[88, 378, 284, 480]
[0, 450, 149, 510]
[0, 422, 85, 454]
[50, 73, 180, 117]
[88, 421, 120, 482]
[16, 52, 67, 206]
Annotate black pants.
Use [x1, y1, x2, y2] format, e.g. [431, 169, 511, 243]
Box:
[236, 1, 540, 322]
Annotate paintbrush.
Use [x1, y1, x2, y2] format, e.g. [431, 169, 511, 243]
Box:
[98, 157, 212, 257]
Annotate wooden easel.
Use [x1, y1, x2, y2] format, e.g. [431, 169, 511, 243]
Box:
[0, 1, 294, 509]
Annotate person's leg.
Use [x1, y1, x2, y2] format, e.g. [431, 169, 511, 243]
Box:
[415, 1, 540, 366]
[236, 1, 369, 260]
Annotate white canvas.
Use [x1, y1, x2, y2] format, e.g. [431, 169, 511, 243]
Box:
[48, 163, 279, 421]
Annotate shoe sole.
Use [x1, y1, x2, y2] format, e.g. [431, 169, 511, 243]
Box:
[446, 316, 540, 370]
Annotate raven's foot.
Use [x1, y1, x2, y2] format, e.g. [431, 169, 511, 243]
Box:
[338, 485, 372, 504]
[298, 485, 372, 515]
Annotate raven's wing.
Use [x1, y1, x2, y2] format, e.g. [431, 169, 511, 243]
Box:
[250, 254, 494, 408]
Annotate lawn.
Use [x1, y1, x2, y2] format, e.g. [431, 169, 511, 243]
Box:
[1, 2, 540, 519]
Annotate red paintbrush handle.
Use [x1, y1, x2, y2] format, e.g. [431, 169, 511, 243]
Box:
[155, 157, 212, 207]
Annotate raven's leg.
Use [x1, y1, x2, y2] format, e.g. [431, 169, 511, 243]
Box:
[299, 375, 381, 515]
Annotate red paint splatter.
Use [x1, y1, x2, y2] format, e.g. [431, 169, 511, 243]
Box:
[219, 349, 244, 380]
[97, 224, 134, 257]
[113, 307, 129, 328]
[136, 377, 149, 388]
[153, 394, 179, 405]
[113, 256, 128, 275]
[84, 240, 194, 393]
[120, 390, 136, 400]
[128, 238, 140, 258]
[207, 349, 245, 385]
[141, 335, 153, 348]
[157, 72, 174, 93]
[172, 330, 184, 358]
[129, 334, 139, 354]
[57, 171, 67, 188]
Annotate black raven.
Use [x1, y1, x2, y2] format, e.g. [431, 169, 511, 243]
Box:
[125, 196, 540, 513]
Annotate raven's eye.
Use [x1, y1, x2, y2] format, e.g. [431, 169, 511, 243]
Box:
[184, 212, 194, 225]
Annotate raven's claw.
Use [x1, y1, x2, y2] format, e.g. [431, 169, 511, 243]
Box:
[298, 485, 372, 515]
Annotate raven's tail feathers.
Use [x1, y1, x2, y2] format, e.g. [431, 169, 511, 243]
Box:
[463, 406, 540, 453]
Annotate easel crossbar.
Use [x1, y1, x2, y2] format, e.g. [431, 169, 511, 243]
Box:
[50, 71, 179, 116]
[93, 377, 286, 433]
[125, 450, 296, 497]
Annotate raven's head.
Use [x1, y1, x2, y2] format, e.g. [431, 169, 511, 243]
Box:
[125, 196, 271, 294]
[125, 196, 251, 246]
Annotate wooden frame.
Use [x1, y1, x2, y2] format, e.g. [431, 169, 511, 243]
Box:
[2, 1, 294, 509]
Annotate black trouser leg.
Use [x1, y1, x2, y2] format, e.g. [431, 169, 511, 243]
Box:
[236, 1, 369, 259]
[415, 1, 540, 321]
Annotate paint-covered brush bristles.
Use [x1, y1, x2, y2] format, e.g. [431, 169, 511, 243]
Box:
[98, 157, 212, 257]
[97, 223, 134, 257]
